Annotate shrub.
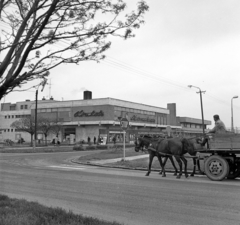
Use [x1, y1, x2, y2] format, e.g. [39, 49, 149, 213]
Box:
[85, 146, 96, 150]
[73, 144, 85, 151]
[96, 145, 108, 150]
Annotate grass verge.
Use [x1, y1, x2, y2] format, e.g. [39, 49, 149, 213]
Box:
[78, 147, 144, 161]
[0, 195, 123, 225]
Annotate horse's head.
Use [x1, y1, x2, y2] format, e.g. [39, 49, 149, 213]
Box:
[134, 136, 151, 152]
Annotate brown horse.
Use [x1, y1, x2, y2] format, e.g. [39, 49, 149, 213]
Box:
[135, 135, 178, 177]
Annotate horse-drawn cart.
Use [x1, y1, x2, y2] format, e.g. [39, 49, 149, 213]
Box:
[197, 133, 240, 181]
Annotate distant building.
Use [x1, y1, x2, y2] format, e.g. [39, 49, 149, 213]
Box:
[0, 91, 211, 144]
[176, 117, 211, 135]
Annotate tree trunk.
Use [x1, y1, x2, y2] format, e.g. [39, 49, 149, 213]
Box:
[31, 134, 33, 147]
[45, 134, 47, 146]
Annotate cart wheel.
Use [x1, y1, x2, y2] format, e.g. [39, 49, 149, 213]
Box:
[227, 162, 240, 180]
[204, 155, 229, 181]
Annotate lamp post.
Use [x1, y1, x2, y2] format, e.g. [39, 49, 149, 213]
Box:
[231, 96, 238, 133]
[119, 117, 129, 161]
[188, 85, 206, 135]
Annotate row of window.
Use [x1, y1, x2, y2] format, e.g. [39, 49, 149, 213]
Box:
[2, 129, 14, 132]
[4, 114, 30, 119]
[37, 106, 157, 116]
[37, 107, 71, 113]
[181, 123, 205, 129]
[114, 106, 155, 116]
[20, 105, 28, 109]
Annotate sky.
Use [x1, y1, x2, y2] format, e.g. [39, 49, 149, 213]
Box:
[1, 0, 240, 130]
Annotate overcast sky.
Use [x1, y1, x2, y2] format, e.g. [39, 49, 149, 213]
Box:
[2, 0, 240, 130]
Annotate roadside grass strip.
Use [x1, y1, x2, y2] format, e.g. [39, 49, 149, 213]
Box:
[0, 194, 123, 225]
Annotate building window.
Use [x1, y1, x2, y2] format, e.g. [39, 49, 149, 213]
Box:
[20, 105, 24, 109]
[163, 117, 167, 125]
[8, 115, 10, 119]
[12, 115, 14, 118]
[5, 116, 7, 119]
[25, 105, 28, 109]
[11, 129, 13, 132]
[10, 105, 16, 110]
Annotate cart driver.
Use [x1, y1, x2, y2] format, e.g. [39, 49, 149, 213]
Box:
[200, 114, 227, 147]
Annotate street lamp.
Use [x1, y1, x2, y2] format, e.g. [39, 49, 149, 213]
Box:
[119, 117, 129, 161]
[188, 85, 206, 135]
[231, 96, 238, 132]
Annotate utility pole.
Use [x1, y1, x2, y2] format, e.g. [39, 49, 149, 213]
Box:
[33, 77, 48, 150]
[231, 96, 238, 132]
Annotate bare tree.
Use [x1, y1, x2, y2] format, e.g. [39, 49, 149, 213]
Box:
[0, 0, 149, 99]
[37, 116, 53, 145]
[49, 118, 63, 140]
[10, 117, 35, 145]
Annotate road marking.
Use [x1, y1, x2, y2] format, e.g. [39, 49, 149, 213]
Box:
[48, 165, 87, 170]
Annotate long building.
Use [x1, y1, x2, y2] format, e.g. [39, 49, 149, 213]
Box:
[0, 91, 211, 144]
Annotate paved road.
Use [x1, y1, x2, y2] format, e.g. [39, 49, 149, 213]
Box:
[0, 151, 240, 225]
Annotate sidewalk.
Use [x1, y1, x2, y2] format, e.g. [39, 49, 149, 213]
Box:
[88, 155, 148, 165]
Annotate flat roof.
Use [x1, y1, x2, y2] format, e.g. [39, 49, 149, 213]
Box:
[178, 117, 211, 125]
[30, 97, 169, 114]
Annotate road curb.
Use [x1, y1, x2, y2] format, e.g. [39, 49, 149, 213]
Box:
[70, 158, 193, 174]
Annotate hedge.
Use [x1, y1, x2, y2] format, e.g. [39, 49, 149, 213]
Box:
[73, 144, 135, 151]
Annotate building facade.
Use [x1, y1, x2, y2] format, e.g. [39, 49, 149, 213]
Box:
[0, 91, 211, 144]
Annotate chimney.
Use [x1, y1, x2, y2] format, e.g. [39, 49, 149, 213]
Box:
[83, 91, 92, 100]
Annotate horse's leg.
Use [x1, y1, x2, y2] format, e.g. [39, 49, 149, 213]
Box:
[190, 153, 203, 175]
[180, 156, 188, 178]
[159, 157, 167, 174]
[169, 156, 178, 176]
[196, 158, 204, 174]
[174, 156, 182, 179]
[157, 155, 166, 177]
[190, 158, 196, 177]
[146, 152, 154, 176]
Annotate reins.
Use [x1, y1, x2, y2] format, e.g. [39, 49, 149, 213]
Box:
[148, 146, 200, 159]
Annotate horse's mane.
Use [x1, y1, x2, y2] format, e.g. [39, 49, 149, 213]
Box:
[139, 135, 164, 144]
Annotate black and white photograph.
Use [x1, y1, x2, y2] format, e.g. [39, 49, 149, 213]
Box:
[0, 1, 239, 225]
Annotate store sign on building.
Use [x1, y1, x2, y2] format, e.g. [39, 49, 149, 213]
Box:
[130, 115, 155, 123]
[74, 110, 104, 117]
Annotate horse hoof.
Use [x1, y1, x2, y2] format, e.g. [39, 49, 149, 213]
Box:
[145, 173, 150, 176]
[162, 174, 166, 177]
[190, 174, 194, 177]
[173, 173, 177, 176]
